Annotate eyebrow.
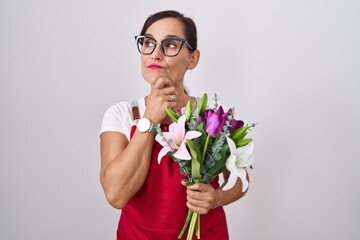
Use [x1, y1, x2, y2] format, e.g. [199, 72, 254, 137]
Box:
[144, 33, 184, 39]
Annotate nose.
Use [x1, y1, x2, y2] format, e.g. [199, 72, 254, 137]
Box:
[151, 42, 164, 60]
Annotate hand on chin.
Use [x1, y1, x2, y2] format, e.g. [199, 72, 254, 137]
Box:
[146, 73, 170, 86]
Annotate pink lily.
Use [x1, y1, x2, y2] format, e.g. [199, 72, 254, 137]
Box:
[155, 115, 202, 164]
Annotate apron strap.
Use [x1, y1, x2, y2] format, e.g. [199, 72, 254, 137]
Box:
[131, 101, 140, 120]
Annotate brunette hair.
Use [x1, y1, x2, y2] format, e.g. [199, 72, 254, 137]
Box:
[140, 10, 197, 51]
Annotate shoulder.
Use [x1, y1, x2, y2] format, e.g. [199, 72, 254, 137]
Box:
[100, 97, 145, 140]
[103, 96, 146, 121]
[105, 101, 132, 117]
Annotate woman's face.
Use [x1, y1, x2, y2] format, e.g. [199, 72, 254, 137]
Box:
[140, 17, 197, 86]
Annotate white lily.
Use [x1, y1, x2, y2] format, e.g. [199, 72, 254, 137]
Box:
[223, 137, 254, 192]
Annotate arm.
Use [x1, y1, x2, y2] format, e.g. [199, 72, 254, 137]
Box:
[100, 130, 155, 209]
[182, 169, 249, 215]
[100, 77, 177, 209]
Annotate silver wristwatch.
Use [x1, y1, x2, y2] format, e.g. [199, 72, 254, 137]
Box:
[135, 118, 158, 134]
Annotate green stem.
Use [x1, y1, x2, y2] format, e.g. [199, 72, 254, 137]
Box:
[187, 213, 198, 240]
[196, 213, 200, 239]
[201, 134, 210, 165]
[178, 209, 193, 239]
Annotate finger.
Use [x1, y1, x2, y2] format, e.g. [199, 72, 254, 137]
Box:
[153, 77, 172, 89]
[181, 180, 188, 187]
[187, 197, 211, 210]
[161, 85, 177, 94]
[187, 182, 211, 192]
[186, 202, 209, 215]
[187, 197, 204, 208]
[186, 188, 203, 200]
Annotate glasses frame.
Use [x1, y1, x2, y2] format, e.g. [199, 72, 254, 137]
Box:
[134, 35, 194, 57]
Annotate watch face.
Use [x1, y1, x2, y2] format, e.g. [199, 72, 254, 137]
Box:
[137, 118, 151, 132]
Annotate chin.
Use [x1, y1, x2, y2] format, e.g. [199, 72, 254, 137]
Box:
[142, 75, 157, 85]
[143, 71, 169, 85]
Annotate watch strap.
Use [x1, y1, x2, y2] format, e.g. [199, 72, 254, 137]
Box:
[149, 123, 159, 134]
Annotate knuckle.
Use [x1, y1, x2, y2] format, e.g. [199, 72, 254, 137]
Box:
[200, 209, 208, 215]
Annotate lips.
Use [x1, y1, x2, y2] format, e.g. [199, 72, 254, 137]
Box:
[148, 64, 162, 70]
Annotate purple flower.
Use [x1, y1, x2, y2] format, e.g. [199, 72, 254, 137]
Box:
[201, 106, 245, 137]
[230, 119, 244, 131]
[203, 110, 222, 137]
[201, 106, 227, 137]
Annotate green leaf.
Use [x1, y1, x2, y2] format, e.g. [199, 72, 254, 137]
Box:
[176, 159, 190, 176]
[196, 122, 207, 145]
[198, 93, 208, 115]
[231, 126, 248, 141]
[165, 108, 181, 122]
[185, 100, 192, 122]
[186, 140, 202, 181]
[219, 144, 229, 161]
[235, 138, 253, 147]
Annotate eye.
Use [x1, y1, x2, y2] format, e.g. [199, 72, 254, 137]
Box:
[144, 38, 155, 47]
[163, 40, 179, 49]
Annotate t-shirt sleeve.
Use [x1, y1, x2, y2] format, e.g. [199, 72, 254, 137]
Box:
[100, 102, 133, 141]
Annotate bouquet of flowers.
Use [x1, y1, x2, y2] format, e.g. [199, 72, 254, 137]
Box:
[155, 93, 255, 240]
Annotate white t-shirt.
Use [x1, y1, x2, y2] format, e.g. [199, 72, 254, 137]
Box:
[100, 97, 146, 141]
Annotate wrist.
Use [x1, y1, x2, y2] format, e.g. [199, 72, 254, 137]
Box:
[213, 188, 224, 208]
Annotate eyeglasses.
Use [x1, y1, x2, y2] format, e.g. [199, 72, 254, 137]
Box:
[135, 35, 194, 57]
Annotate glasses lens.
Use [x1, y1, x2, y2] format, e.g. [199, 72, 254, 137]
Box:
[136, 36, 186, 56]
[137, 36, 156, 54]
[161, 38, 183, 56]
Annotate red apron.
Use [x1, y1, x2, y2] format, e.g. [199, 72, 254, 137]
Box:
[117, 125, 229, 240]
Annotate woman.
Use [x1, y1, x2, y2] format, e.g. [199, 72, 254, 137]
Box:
[100, 10, 248, 239]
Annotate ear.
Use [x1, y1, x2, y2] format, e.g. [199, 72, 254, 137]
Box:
[187, 49, 200, 70]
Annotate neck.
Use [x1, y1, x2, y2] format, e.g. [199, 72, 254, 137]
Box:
[174, 90, 194, 110]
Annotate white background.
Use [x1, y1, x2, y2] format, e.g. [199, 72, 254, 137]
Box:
[1, 0, 359, 239]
